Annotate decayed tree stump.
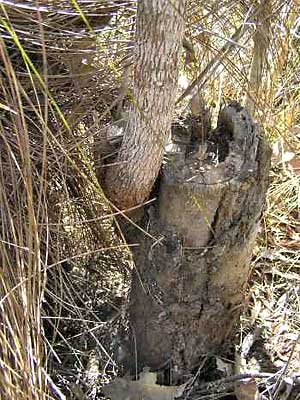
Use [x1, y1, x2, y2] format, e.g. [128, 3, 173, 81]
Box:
[126, 102, 271, 377]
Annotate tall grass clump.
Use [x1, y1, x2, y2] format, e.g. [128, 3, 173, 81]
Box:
[0, 2, 135, 398]
[0, 31, 50, 399]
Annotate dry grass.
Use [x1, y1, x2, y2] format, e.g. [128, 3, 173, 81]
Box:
[0, 0, 299, 399]
[0, 27, 50, 398]
[0, 2, 134, 398]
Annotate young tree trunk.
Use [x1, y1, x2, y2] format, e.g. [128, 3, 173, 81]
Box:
[125, 102, 271, 378]
[104, 0, 187, 210]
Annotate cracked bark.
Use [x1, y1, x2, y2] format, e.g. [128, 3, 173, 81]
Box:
[124, 102, 271, 378]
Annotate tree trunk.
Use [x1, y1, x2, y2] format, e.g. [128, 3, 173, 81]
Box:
[104, 0, 187, 210]
[125, 102, 271, 378]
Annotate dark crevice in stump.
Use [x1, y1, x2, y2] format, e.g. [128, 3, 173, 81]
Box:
[123, 102, 271, 379]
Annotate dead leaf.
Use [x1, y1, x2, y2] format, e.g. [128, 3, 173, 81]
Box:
[287, 157, 300, 176]
[235, 380, 260, 400]
[282, 151, 295, 162]
[102, 368, 187, 400]
[216, 357, 233, 375]
[277, 239, 300, 249]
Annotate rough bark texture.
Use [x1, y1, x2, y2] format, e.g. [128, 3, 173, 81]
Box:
[125, 102, 271, 378]
[104, 0, 187, 210]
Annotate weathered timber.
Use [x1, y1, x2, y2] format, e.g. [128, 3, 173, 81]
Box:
[126, 102, 271, 377]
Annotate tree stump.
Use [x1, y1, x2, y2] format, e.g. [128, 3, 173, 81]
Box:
[125, 102, 271, 378]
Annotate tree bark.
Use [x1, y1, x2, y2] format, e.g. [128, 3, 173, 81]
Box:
[125, 102, 271, 378]
[104, 0, 187, 210]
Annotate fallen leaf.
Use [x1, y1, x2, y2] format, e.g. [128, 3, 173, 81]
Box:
[102, 368, 187, 400]
[282, 151, 295, 162]
[277, 239, 300, 249]
[216, 357, 233, 375]
[271, 140, 294, 164]
[288, 157, 300, 175]
[235, 380, 260, 400]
